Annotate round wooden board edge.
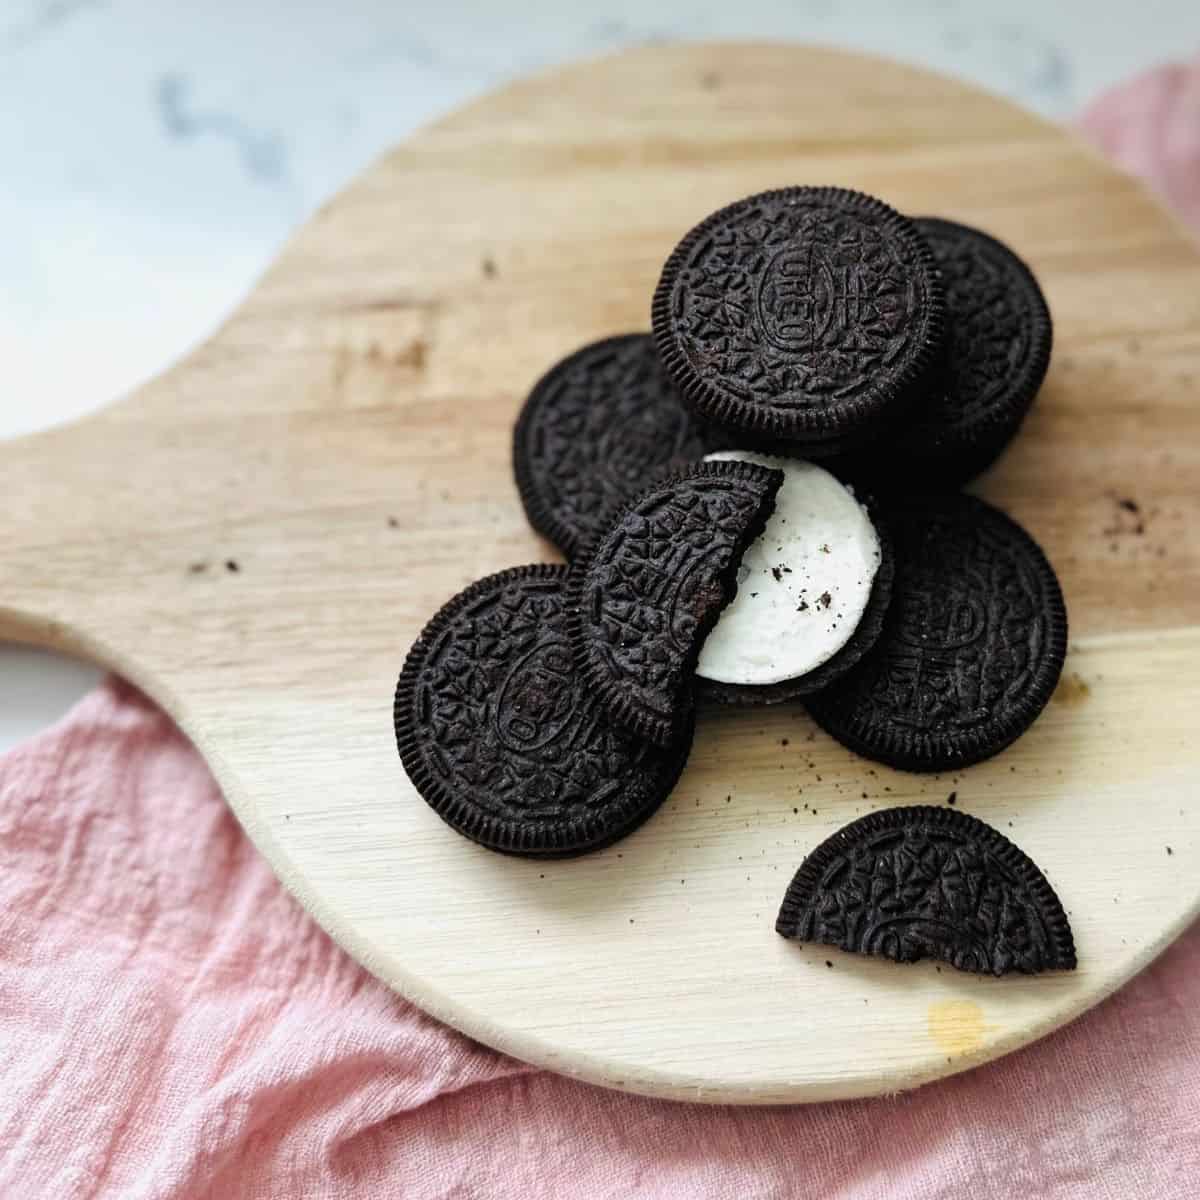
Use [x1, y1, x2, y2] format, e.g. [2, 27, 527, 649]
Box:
[4, 42, 1199, 1105]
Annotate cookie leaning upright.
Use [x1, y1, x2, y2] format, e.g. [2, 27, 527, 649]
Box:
[652, 187, 946, 456]
[567, 460, 783, 747]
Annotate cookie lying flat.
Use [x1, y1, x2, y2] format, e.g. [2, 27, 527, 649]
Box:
[652, 187, 945, 455]
[840, 218, 1052, 488]
[695, 452, 892, 705]
[513, 333, 720, 559]
[807, 494, 1067, 772]
[568, 460, 783, 746]
[776, 806, 1076, 976]
[395, 565, 693, 857]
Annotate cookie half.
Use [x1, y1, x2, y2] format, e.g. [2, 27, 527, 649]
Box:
[695, 453, 892, 705]
[568, 460, 783, 746]
[841, 218, 1053, 487]
[395, 565, 693, 857]
[806, 494, 1067, 771]
[776, 805, 1076, 976]
[513, 333, 721, 558]
[652, 187, 945, 454]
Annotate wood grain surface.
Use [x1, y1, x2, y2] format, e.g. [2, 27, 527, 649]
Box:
[2, 43, 1199, 1103]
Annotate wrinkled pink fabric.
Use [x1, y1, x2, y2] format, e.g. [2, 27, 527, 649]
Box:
[5, 64, 1200, 1199]
[1079, 54, 1200, 231]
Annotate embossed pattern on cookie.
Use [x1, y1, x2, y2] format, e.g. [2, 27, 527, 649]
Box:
[776, 806, 1076, 976]
[395, 565, 694, 857]
[567, 461, 783, 746]
[513, 334, 723, 559]
[652, 188, 945, 452]
[806, 494, 1067, 771]
[840, 218, 1052, 487]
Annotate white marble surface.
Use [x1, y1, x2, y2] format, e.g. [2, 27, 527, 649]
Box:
[2, 0, 1198, 751]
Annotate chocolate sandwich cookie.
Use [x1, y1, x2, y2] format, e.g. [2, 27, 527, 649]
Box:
[568, 460, 783, 746]
[652, 187, 945, 455]
[395, 565, 693, 857]
[776, 805, 1076, 976]
[841, 218, 1053, 488]
[513, 333, 722, 559]
[806, 494, 1067, 771]
[694, 452, 893, 705]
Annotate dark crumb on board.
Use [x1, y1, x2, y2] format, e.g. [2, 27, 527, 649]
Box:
[1118, 497, 1140, 514]
[825, 961, 833, 969]
[819, 592, 832, 609]
[1167, 846, 1174, 856]
[481, 256, 497, 278]
[797, 600, 809, 612]
[781, 738, 789, 747]
[947, 791, 957, 806]
[388, 516, 400, 528]
[793, 807, 799, 814]
[820, 544, 830, 554]
[771, 566, 783, 582]
[225, 560, 240, 573]
[187, 562, 208, 574]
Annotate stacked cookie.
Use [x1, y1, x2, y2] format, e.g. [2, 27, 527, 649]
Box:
[395, 187, 1075, 976]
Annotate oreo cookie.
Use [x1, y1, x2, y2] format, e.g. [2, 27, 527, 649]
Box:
[395, 565, 693, 857]
[806, 494, 1067, 771]
[652, 187, 945, 455]
[776, 805, 1076, 976]
[513, 333, 720, 559]
[568, 460, 783, 746]
[694, 453, 894, 705]
[842, 218, 1053, 487]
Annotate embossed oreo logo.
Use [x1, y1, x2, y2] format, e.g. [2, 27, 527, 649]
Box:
[665, 545, 729, 650]
[757, 244, 879, 353]
[893, 565, 987, 653]
[598, 405, 689, 488]
[495, 640, 576, 752]
[757, 247, 820, 350]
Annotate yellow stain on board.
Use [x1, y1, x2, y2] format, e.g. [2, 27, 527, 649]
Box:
[927, 1000, 988, 1057]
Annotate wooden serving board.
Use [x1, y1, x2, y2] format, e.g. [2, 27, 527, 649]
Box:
[4, 43, 1199, 1104]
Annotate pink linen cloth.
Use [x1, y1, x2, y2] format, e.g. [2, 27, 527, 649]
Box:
[3, 61, 1200, 1199]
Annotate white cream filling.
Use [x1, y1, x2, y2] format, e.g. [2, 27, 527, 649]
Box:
[696, 452, 881, 686]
